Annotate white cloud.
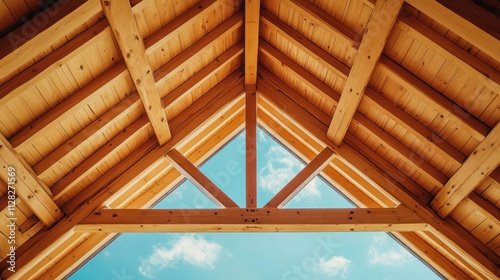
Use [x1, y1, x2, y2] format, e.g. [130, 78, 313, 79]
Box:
[316, 256, 351, 278]
[139, 234, 222, 278]
[368, 234, 413, 266]
[258, 143, 321, 202]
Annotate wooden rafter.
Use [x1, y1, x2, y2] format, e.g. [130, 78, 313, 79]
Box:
[244, 0, 260, 85]
[76, 207, 428, 232]
[265, 147, 335, 208]
[246, 90, 257, 207]
[0, 134, 62, 226]
[404, 0, 500, 63]
[327, 0, 404, 145]
[431, 123, 500, 218]
[165, 149, 238, 208]
[101, 0, 171, 145]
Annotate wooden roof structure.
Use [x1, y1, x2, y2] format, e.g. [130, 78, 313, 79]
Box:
[0, 0, 499, 278]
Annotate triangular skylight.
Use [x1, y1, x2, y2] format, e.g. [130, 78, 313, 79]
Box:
[69, 126, 440, 279]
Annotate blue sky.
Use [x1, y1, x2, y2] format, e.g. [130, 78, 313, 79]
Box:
[70, 128, 441, 280]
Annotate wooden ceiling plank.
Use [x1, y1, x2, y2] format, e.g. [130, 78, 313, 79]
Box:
[283, 0, 361, 48]
[363, 87, 466, 165]
[244, 0, 260, 85]
[143, 0, 218, 55]
[76, 208, 428, 232]
[397, 15, 500, 95]
[352, 112, 449, 187]
[327, 0, 404, 145]
[405, 0, 500, 63]
[259, 39, 341, 103]
[165, 148, 238, 208]
[101, 0, 171, 145]
[9, 62, 127, 149]
[154, 11, 244, 84]
[162, 42, 244, 108]
[0, 69, 245, 279]
[379, 56, 490, 144]
[33, 92, 142, 178]
[431, 122, 500, 218]
[50, 115, 150, 201]
[265, 147, 335, 208]
[257, 77, 500, 279]
[0, 19, 109, 106]
[0, 133, 62, 226]
[260, 8, 350, 78]
[0, 0, 101, 84]
[246, 90, 257, 207]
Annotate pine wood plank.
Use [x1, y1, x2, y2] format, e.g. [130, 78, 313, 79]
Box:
[0, 20, 110, 106]
[265, 147, 335, 208]
[397, 14, 500, 94]
[327, 0, 404, 145]
[284, 0, 360, 48]
[0, 133, 62, 226]
[431, 123, 500, 218]
[165, 148, 238, 208]
[143, 0, 218, 55]
[405, 0, 500, 63]
[101, 0, 171, 145]
[0, 0, 101, 84]
[378, 56, 490, 142]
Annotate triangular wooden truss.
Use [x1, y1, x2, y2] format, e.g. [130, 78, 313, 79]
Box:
[0, 0, 499, 279]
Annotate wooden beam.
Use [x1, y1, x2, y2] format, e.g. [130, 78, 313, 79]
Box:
[0, 134, 62, 226]
[101, 0, 171, 145]
[327, 0, 403, 145]
[244, 0, 260, 85]
[431, 123, 500, 217]
[0, 0, 101, 84]
[165, 149, 238, 208]
[246, 90, 258, 207]
[404, 0, 500, 63]
[265, 148, 335, 208]
[76, 207, 428, 232]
